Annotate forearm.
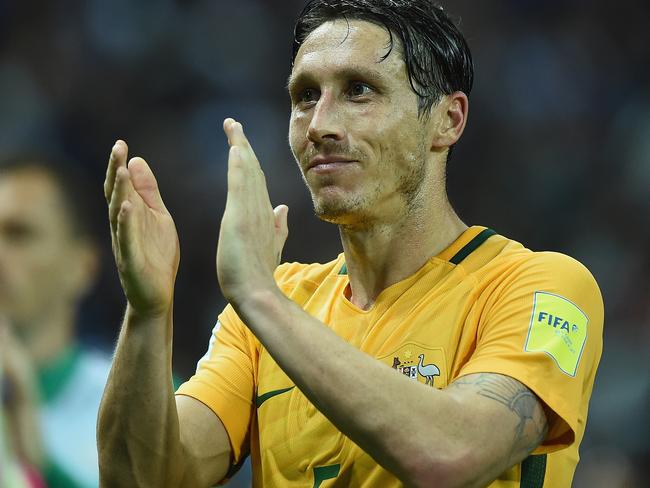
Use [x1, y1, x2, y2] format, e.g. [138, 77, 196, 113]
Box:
[97, 305, 193, 487]
[233, 289, 502, 486]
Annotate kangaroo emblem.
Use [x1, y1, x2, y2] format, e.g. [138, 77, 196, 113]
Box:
[417, 354, 440, 386]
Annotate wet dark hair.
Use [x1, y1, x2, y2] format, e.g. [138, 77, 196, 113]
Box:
[0, 155, 97, 241]
[292, 0, 474, 117]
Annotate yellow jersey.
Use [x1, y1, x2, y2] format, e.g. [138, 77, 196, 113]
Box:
[177, 226, 604, 487]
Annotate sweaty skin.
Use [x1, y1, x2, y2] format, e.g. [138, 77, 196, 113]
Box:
[98, 20, 547, 488]
[288, 20, 469, 308]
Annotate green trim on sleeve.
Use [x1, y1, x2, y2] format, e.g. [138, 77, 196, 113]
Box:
[520, 454, 547, 488]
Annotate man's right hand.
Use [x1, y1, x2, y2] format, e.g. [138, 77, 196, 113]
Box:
[104, 141, 180, 319]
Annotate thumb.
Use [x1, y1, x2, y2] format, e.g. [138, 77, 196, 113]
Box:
[273, 205, 289, 265]
[128, 157, 167, 212]
[273, 204, 289, 238]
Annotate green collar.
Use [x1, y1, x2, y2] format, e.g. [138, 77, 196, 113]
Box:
[338, 227, 497, 275]
[37, 345, 81, 404]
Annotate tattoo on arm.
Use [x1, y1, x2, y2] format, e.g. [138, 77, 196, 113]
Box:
[448, 373, 548, 464]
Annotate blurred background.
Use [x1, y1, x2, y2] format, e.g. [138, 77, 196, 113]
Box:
[0, 0, 648, 486]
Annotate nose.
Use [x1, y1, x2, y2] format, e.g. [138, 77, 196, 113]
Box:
[306, 92, 344, 144]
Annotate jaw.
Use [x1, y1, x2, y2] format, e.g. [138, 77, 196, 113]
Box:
[309, 182, 404, 230]
[310, 185, 365, 225]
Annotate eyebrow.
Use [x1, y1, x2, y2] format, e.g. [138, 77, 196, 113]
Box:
[286, 65, 386, 93]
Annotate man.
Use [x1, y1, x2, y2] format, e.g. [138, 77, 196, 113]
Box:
[1, 316, 46, 488]
[98, 1, 603, 486]
[0, 158, 110, 487]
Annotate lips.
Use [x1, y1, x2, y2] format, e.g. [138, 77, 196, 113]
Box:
[307, 155, 356, 171]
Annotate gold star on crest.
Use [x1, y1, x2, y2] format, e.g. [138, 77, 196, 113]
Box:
[403, 350, 413, 360]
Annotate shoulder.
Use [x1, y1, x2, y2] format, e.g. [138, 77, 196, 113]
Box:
[472, 232, 601, 296]
[475, 235, 604, 334]
[503, 247, 600, 299]
[273, 254, 344, 289]
[464, 230, 604, 329]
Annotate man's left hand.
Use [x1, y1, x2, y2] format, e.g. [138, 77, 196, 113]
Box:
[217, 118, 289, 305]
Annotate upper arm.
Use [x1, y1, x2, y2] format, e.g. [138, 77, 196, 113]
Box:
[444, 372, 548, 486]
[460, 253, 603, 451]
[176, 395, 231, 486]
[174, 307, 257, 476]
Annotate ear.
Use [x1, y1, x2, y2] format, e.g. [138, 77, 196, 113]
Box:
[429, 91, 469, 150]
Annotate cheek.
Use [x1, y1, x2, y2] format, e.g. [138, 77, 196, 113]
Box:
[289, 112, 309, 156]
[378, 124, 425, 175]
[19, 239, 70, 285]
[0, 247, 50, 312]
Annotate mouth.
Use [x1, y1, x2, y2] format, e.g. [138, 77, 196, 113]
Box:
[306, 155, 357, 172]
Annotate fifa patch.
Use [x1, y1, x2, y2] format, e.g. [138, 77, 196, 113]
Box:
[525, 291, 588, 376]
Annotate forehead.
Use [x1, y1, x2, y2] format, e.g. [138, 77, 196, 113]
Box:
[0, 169, 67, 223]
[291, 19, 407, 83]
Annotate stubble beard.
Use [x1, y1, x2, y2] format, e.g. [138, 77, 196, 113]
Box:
[312, 184, 367, 225]
[311, 158, 427, 228]
[297, 136, 429, 227]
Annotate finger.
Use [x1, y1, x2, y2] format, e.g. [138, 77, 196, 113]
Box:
[226, 144, 271, 208]
[223, 121, 274, 221]
[225, 120, 271, 186]
[223, 119, 257, 160]
[104, 140, 128, 203]
[223, 118, 247, 147]
[109, 166, 136, 232]
[226, 146, 246, 200]
[128, 157, 167, 212]
[116, 199, 137, 264]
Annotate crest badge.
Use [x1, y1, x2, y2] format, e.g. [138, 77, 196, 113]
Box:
[380, 344, 447, 388]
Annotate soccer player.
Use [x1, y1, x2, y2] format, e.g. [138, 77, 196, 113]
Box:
[98, 1, 603, 486]
[0, 159, 109, 487]
[0, 316, 46, 488]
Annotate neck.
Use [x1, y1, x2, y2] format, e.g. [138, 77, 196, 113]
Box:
[339, 195, 466, 310]
[16, 304, 76, 369]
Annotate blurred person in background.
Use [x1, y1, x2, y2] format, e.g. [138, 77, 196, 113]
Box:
[0, 158, 110, 488]
[1, 316, 46, 488]
[98, 1, 603, 487]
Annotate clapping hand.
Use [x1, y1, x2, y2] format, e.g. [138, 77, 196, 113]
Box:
[104, 141, 180, 319]
[217, 119, 289, 305]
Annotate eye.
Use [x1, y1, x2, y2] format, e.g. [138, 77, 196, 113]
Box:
[348, 81, 372, 98]
[2, 221, 37, 245]
[298, 87, 320, 104]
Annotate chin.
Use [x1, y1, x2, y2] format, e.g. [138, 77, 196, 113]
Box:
[307, 179, 374, 225]
[313, 198, 345, 220]
[312, 193, 370, 227]
[311, 193, 348, 220]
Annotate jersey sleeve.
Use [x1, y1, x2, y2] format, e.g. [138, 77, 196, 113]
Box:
[458, 252, 604, 453]
[175, 304, 258, 467]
